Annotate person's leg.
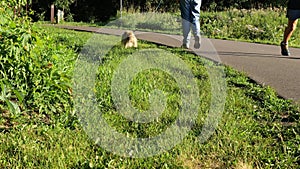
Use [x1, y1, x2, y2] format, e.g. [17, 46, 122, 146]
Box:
[180, 0, 191, 48]
[281, 9, 300, 56]
[182, 20, 191, 48]
[190, 0, 201, 48]
[283, 19, 298, 44]
[190, 0, 201, 37]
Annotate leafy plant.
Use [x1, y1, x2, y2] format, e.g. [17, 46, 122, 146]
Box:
[0, 1, 78, 125]
[0, 82, 22, 116]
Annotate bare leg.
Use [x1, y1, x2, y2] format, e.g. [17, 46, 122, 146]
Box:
[283, 19, 298, 44]
[281, 19, 298, 56]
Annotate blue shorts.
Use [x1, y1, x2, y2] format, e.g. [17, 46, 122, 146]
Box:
[287, 9, 300, 21]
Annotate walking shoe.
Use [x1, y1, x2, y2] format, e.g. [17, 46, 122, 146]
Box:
[281, 42, 290, 56]
[181, 44, 189, 49]
[194, 36, 201, 49]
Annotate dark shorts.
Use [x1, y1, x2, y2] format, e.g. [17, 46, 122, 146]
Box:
[287, 9, 300, 21]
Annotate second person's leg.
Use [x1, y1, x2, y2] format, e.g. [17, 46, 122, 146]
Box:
[191, 0, 202, 49]
[191, 0, 201, 48]
[180, 0, 192, 48]
[281, 9, 300, 56]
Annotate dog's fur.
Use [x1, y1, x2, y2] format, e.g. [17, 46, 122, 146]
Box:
[121, 31, 138, 48]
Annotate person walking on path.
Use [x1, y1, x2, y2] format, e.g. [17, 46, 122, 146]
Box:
[281, 0, 300, 56]
[179, 0, 201, 49]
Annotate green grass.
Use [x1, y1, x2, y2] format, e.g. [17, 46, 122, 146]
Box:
[1, 26, 299, 168]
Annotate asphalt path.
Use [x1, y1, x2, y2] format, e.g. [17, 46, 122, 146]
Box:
[53, 25, 300, 102]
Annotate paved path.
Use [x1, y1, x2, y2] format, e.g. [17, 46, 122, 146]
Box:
[53, 25, 300, 102]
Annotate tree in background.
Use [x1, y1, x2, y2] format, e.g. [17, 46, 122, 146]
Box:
[119, 0, 286, 11]
[28, 0, 287, 23]
[30, 0, 54, 21]
[54, 0, 74, 12]
[30, 0, 118, 22]
[53, 0, 75, 21]
[70, 0, 118, 22]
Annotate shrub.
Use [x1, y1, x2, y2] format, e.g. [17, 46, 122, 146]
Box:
[0, 1, 76, 126]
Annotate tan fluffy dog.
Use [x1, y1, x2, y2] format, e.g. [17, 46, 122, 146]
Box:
[121, 31, 138, 48]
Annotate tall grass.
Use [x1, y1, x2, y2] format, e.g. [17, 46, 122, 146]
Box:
[81, 8, 299, 47]
[200, 8, 291, 45]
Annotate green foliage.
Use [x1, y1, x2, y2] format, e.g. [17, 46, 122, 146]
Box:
[30, 0, 119, 22]
[120, 0, 178, 12]
[0, 1, 34, 114]
[0, 1, 80, 127]
[54, 0, 74, 12]
[28, 0, 287, 23]
[28, 0, 288, 22]
[69, 0, 118, 22]
[201, 0, 286, 11]
[109, 0, 287, 12]
[107, 12, 181, 34]
[200, 9, 288, 44]
[0, 82, 22, 116]
[4, 0, 29, 7]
